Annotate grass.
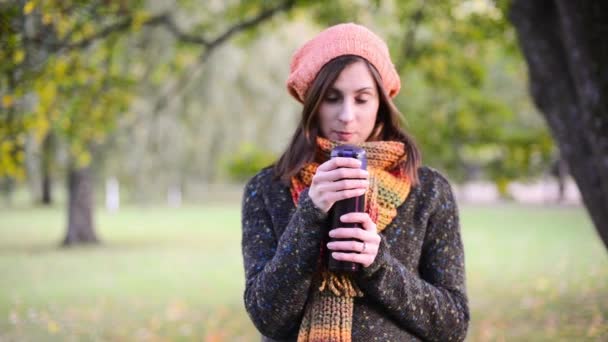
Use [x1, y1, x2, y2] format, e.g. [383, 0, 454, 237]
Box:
[0, 202, 607, 341]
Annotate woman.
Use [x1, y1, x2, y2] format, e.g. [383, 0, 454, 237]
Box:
[241, 23, 469, 342]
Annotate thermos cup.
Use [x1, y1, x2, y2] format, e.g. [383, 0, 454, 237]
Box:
[328, 145, 367, 273]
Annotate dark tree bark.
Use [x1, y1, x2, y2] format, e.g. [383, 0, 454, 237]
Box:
[62, 165, 99, 246]
[510, 1, 608, 250]
[40, 132, 54, 205]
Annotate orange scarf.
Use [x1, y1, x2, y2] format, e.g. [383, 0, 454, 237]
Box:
[291, 137, 412, 342]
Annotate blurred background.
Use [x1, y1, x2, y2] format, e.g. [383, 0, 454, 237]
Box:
[1, 0, 607, 341]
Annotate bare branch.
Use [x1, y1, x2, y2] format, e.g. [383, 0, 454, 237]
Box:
[202, 0, 296, 59]
[159, 16, 210, 46]
[150, 0, 297, 115]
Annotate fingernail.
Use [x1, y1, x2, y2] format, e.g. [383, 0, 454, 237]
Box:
[329, 230, 336, 237]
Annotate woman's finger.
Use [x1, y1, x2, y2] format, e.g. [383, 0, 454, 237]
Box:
[316, 157, 362, 172]
[325, 167, 368, 181]
[339, 212, 377, 232]
[331, 251, 375, 267]
[327, 240, 377, 254]
[313, 167, 368, 184]
[329, 227, 370, 241]
[316, 178, 369, 193]
[323, 188, 367, 203]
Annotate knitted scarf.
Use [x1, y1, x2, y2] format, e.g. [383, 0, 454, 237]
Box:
[290, 137, 412, 342]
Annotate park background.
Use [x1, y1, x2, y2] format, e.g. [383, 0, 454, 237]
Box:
[1, 0, 607, 341]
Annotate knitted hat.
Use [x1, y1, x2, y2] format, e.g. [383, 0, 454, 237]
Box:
[286, 22, 401, 103]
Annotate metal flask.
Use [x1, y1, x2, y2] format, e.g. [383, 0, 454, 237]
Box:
[327, 144, 367, 273]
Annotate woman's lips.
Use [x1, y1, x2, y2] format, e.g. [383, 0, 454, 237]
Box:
[333, 131, 354, 141]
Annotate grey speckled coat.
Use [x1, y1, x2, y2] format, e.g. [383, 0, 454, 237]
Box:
[241, 166, 469, 341]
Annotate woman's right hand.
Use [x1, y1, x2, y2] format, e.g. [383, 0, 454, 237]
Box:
[308, 157, 369, 213]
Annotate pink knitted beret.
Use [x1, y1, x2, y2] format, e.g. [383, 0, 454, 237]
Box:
[286, 22, 401, 103]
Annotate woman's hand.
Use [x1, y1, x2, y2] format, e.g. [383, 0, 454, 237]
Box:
[308, 157, 369, 213]
[327, 212, 381, 268]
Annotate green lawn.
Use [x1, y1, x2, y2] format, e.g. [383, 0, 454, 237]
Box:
[0, 203, 606, 341]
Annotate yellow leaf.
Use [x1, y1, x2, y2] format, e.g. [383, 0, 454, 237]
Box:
[82, 22, 94, 37]
[2, 95, 13, 108]
[34, 119, 50, 143]
[47, 320, 60, 334]
[13, 50, 25, 64]
[54, 59, 68, 78]
[1, 141, 12, 153]
[23, 1, 35, 15]
[131, 11, 150, 31]
[16, 151, 24, 163]
[42, 13, 52, 25]
[77, 151, 91, 167]
[39, 82, 57, 106]
[56, 16, 70, 39]
[76, 69, 88, 83]
[91, 107, 103, 120]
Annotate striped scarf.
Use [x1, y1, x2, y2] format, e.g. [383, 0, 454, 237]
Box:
[290, 137, 412, 342]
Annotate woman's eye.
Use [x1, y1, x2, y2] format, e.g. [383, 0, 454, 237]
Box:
[325, 97, 339, 103]
[356, 98, 368, 104]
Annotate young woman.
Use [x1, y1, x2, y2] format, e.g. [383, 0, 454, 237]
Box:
[241, 23, 469, 342]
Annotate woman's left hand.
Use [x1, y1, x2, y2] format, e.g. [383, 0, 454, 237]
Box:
[326, 212, 381, 268]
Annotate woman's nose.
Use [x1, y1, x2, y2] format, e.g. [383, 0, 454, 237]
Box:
[337, 99, 355, 123]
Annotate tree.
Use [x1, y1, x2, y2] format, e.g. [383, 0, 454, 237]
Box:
[0, 0, 295, 246]
[510, 1, 608, 250]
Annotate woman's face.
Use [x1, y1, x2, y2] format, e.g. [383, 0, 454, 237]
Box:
[317, 61, 380, 144]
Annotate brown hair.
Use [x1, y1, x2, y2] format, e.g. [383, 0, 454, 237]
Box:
[274, 55, 421, 186]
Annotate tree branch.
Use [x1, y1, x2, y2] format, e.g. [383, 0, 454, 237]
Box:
[59, 13, 169, 52]
[45, 0, 296, 55]
[159, 15, 210, 46]
[201, 0, 296, 60]
[150, 0, 297, 116]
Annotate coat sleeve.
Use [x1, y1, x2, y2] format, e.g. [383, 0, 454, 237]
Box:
[355, 170, 470, 342]
[241, 172, 328, 339]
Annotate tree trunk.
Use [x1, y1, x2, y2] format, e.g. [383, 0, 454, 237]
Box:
[62, 165, 99, 246]
[555, 158, 567, 203]
[510, 1, 608, 250]
[1, 178, 15, 207]
[40, 132, 54, 205]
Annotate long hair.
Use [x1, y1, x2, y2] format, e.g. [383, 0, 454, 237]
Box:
[274, 55, 421, 186]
